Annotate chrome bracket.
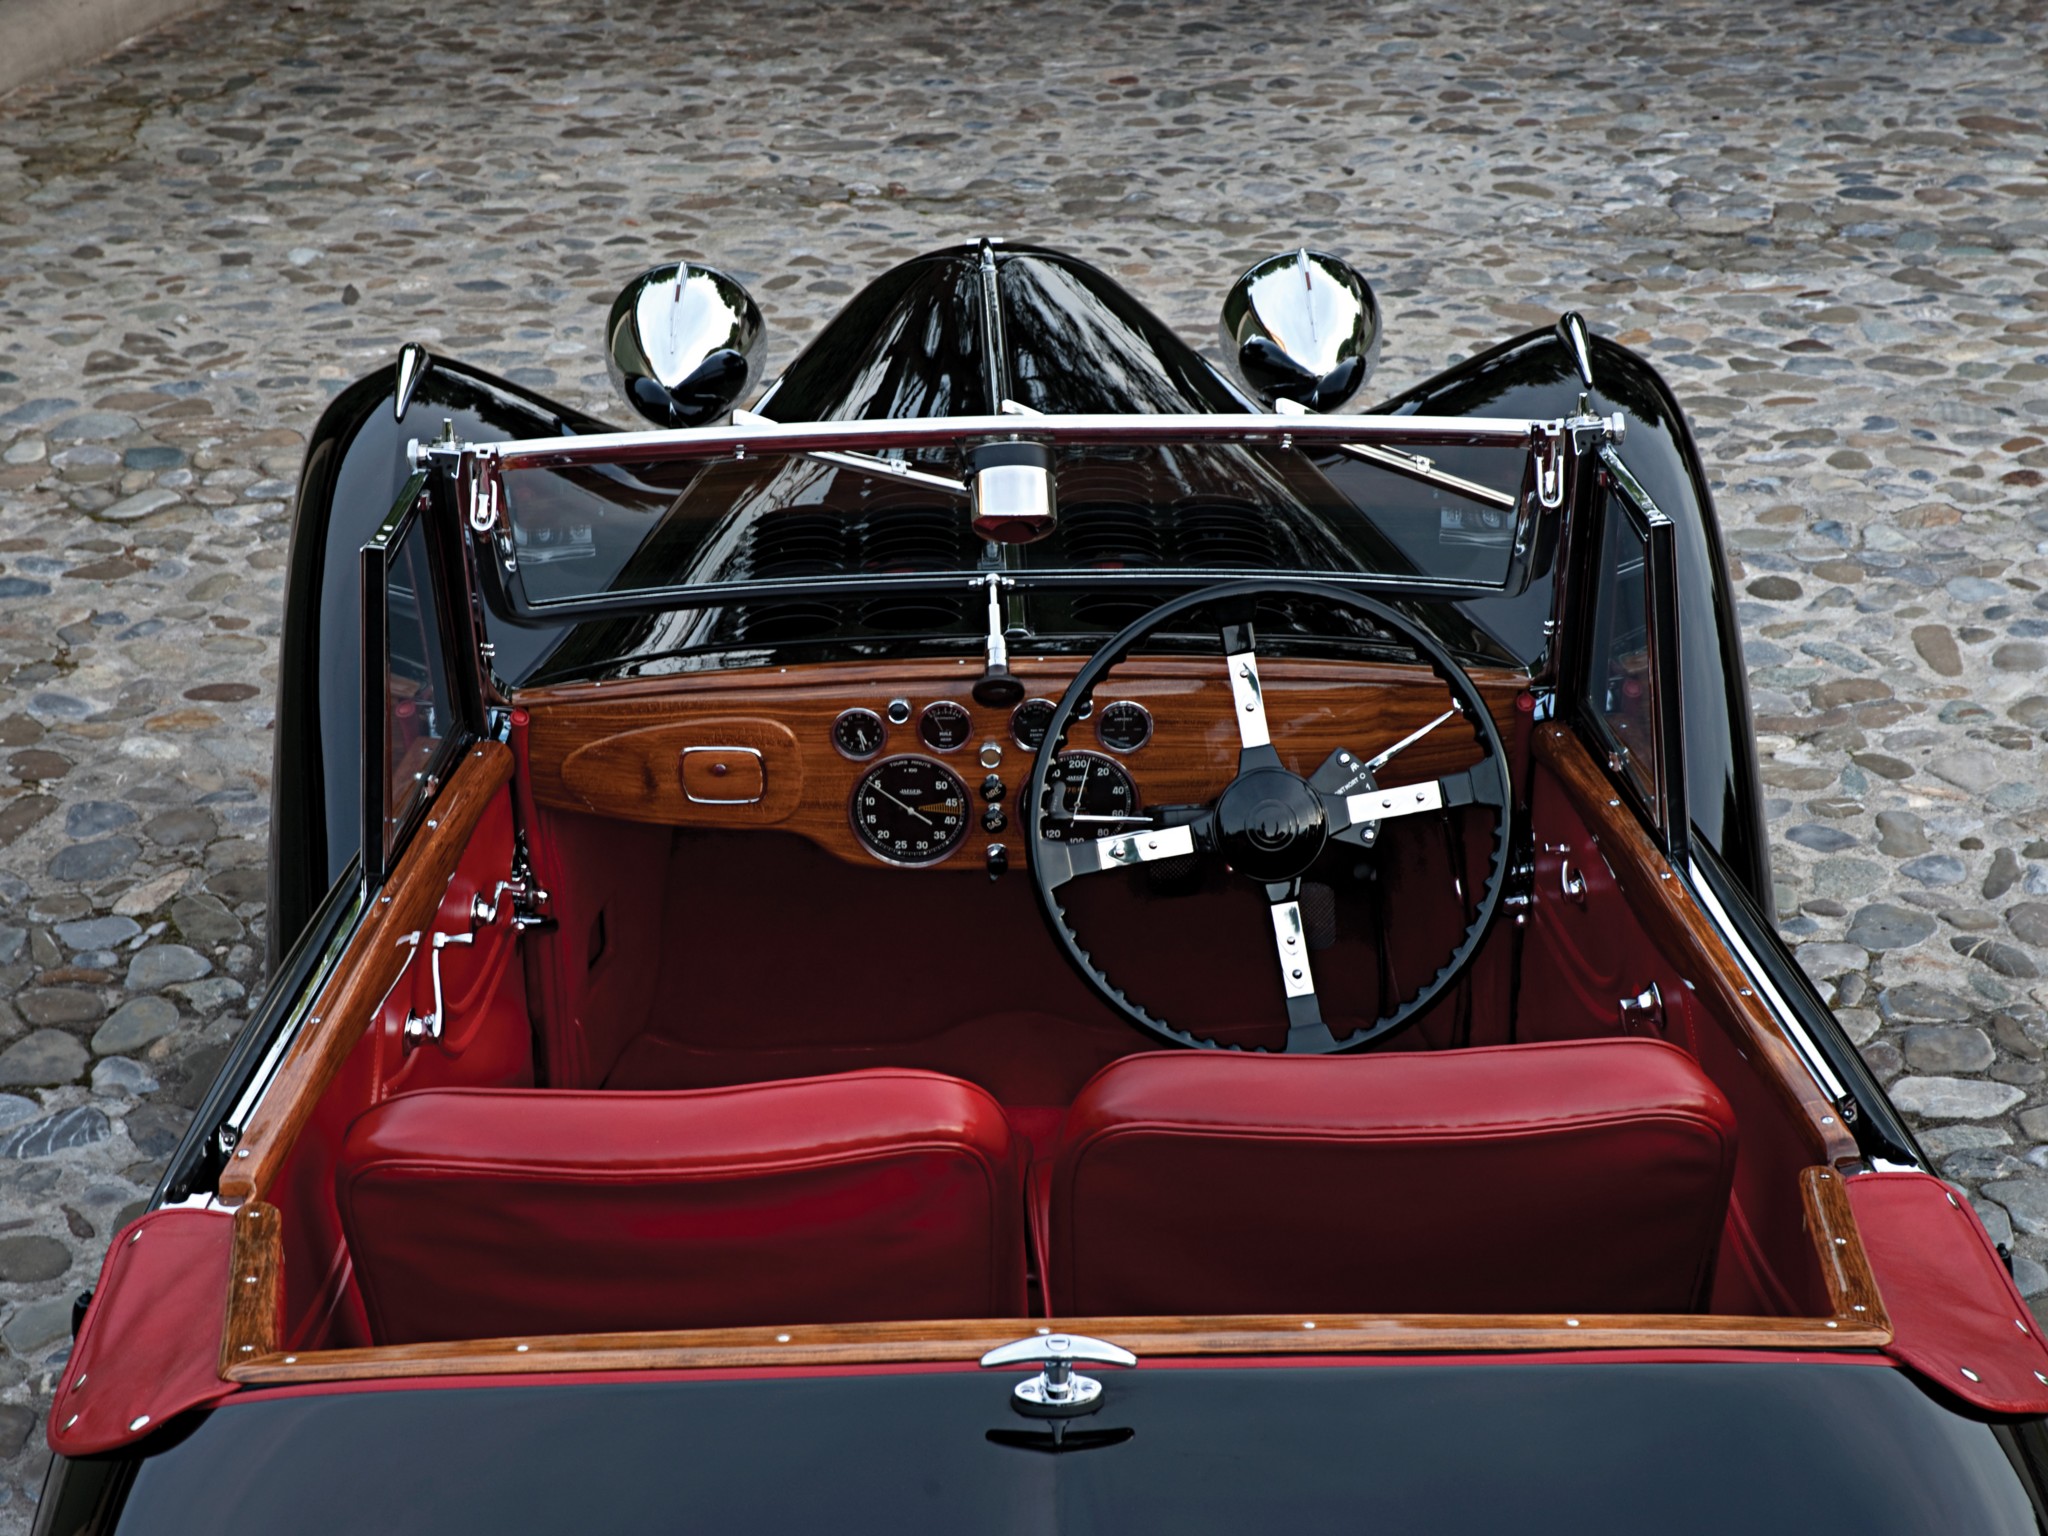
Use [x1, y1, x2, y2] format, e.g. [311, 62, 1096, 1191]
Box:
[1618, 980, 1665, 1035]
[980, 1333, 1137, 1419]
[472, 836, 554, 932]
[1532, 425, 1566, 510]
[466, 453, 501, 535]
[399, 929, 475, 1046]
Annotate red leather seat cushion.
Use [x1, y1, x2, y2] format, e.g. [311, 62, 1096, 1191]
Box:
[338, 1070, 1026, 1344]
[1051, 1039, 1738, 1317]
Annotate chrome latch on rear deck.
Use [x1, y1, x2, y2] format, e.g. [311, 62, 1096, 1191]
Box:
[980, 1333, 1137, 1418]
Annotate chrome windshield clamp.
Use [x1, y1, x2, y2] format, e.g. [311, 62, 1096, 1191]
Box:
[1532, 424, 1566, 510]
[466, 451, 502, 535]
[980, 1333, 1137, 1418]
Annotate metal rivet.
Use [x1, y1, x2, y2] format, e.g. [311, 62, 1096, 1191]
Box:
[1834, 1237, 1847, 1246]
[63, 1415, 77, 1431]
[284, 1356, 297, 1364]
[428, 819, 438, 830]
[1853, 1304, 1867, 1312]
[1962, 1368, 1981, 1382]
[237, 1148, 250, 1158]
[73, 1374, 86, 1390]
[1821, 1116, 1835, 1126]
[2035, 1371, 2047, 1386]
[128, 1230, 143, 1244]
[129, 1415, 150, 1432]
[1291, 969, 1303, 980]
[1036, 1326, 1051, 1335]
[1302, 1320, 1316, 1330]
[515, 1344, 529, 1353]
[239, 1344, 254, 1353]
[1825, 1320, 1838, 1329]
[1948, 1192, 1960, 1207]
[1565, 1318, 1580, 1327]
[776, 1333, 791, 1343]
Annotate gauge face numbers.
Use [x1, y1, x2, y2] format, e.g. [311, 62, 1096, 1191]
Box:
[831, 707, 885, 760]
[1095, 700, 1153, 754]
[851, 756, 970, 865]
[919, 700, 972, 753]
[1041, 752, 1142, 842]
[1011, 697, 1057, 751]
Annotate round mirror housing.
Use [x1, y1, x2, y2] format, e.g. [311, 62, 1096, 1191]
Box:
[606, 263, 766, 428]
[1219, 249, 1380, 413]
[967, 440, 1057, 545]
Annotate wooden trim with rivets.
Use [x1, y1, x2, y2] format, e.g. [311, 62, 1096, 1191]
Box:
[219, 1201, 283, 1377]
[223, 1166, 1887, 1385]
[217, 742, 515, 1206]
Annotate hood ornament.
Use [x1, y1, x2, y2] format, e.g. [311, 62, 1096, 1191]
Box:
[980, 1332, 1137, 1418]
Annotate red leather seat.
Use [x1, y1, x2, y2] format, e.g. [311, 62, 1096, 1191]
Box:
[337, 1070, 1027, 1344]
[1049, 1039, 1738, 1317]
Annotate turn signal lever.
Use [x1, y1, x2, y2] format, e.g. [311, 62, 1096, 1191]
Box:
[979, 1333, 1137, 1418]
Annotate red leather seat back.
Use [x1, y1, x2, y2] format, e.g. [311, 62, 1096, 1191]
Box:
[338, 1070, 1026, 1344]
[1051, 1039, 1738, 1317]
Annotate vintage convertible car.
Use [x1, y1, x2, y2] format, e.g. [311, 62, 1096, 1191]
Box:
[32, 243, 2048, 1531]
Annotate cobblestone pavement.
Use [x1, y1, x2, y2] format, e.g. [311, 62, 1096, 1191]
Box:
[0, 0, 2044, 1515]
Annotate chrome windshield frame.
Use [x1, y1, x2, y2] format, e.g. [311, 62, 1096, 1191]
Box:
[423, 410, 1621, 627]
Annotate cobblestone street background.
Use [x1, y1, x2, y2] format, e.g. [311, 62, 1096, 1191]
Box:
[0, 0, 2044, 1516]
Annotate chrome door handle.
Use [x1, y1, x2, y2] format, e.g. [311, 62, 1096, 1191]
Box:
[1559, 857, 1587, 906]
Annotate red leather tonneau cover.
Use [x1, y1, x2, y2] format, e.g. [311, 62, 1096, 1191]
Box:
[1846, 1170, 2048, 1415]
[47, 1207, 238, 1454]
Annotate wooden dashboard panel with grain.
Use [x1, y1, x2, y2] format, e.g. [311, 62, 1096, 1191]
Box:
[517, 656, 1526, 871]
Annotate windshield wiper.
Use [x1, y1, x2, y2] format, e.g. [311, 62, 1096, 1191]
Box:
[731, 408, 968, 496]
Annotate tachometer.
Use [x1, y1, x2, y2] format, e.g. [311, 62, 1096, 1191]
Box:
[851, 756, 970, 865]
[1040, 751, 1142, 842]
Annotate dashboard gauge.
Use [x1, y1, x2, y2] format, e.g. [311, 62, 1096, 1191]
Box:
[1040, 751, 1142, 842]
[1095, 700, 1153, 754]
[851, 756, 970, 865]
[919, 700, 972, 753]
[1011, 697, 1057, 750]
[831, 707, 885, 760]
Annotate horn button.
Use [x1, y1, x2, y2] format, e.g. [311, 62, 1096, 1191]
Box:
[1215, 766, 1328, 882]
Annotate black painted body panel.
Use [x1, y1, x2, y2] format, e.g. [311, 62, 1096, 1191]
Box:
[37, 1364, 2048, 1534]
[267, 361, 614, 967]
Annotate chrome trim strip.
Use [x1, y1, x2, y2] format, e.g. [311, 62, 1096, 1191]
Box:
[1687, 857, 1847, 1102]
[220, 885, 365, 1142]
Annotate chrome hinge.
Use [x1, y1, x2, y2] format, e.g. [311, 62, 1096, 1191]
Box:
[473, 833, 554, 932]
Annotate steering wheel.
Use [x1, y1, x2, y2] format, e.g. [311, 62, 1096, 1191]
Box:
[1027, 579, 1512, 1054]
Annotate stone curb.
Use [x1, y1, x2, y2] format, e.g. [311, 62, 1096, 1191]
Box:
[0, 0, 219, 102]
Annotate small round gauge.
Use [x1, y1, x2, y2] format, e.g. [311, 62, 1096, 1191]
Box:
[851, 756, 970, 865]
[1095, 700, 1153, 754]
[1011, 697, 1057, 750]
[1040, 751, 1142, 842]
[919, 700, 972, 753]
[831, 707, 885, 760]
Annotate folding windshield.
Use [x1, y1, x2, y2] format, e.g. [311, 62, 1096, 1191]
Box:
[449, 414, 1591, 629]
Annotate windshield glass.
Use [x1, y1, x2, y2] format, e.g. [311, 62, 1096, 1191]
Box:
[494, 434, 1529, 611]
[74, 1362, 2048, 1535]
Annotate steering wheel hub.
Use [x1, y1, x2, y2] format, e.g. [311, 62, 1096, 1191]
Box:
[1215, 766, 1328, 882]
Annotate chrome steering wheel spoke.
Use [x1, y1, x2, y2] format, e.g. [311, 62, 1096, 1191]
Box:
[1038, 816, 1207, 890]
[1324, 759, 1506, 848]
[1266, 880, 1336, 1053]
[1220, 617, 1282, 773]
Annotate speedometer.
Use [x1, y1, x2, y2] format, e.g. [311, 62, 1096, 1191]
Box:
[1039, 751, 1141, 842]
[850, 756, 970, 866]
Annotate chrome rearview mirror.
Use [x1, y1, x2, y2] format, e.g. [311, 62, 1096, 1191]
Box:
[606, 262, 767, 428]
[1219, 249, 1381, 413]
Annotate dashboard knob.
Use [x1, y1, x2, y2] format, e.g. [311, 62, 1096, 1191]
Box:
[986, 843, 1009, 880]
[981, 774, 1005, 803]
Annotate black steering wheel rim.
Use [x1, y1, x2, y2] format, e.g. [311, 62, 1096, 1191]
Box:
[1026, 578, 1513, 1054]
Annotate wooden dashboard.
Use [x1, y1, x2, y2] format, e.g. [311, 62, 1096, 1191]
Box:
[516, 656, 1528, 872]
